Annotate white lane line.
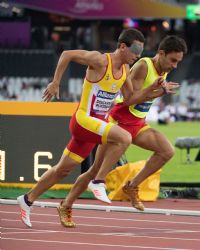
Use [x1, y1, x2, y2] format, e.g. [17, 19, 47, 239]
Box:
[2, 230, 55, 235]
[2, 226, 198, 236]
[1, 210, 200, 225]
[1, 237, 193, 250]
[1, 225, 200, 242]
[2, 227, 60, 235]
[2, 218, 200, 234]
[2, 218, 169, 231]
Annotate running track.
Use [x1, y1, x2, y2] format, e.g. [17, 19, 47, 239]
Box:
[1, 198, 200, 250]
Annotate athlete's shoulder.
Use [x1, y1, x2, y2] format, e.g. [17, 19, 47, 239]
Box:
[130, 58, 148, 73]
[137, 57, 152, 66]
[88, 51, 108, 68]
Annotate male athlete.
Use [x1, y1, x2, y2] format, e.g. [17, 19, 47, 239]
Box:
[49, 37, 181, 227]
[88, 35, 187, 210]
[17, 28, 173, 228]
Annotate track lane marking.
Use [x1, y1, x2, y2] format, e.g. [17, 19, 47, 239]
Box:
[2, 218, 200, 234]
[1, 210, 200, 225]
[1, 237, 193, 250]
[2, 225, 200, 242]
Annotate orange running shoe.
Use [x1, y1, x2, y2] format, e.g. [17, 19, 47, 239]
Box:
[57, 202, 76, 228]
[122, 182, 145, 211]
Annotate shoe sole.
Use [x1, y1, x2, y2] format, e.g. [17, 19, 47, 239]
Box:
[94, 198, 111, 204]
[90, 193, 111, 204]
[20, 217, 32, 228]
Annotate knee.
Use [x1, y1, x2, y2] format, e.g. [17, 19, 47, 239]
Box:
[119, 131, 132, 148]
[160, 145, 175, 162]
[167, 146, 175, 160]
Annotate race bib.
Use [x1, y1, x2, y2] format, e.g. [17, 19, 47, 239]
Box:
[134, 101, 153, 112]
[93, 90, 117, 114]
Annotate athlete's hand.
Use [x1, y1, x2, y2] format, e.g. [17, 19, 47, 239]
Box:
[42, 81, 60, 102]
[151, 77, 165, 90]
[162, 81, 180, 94]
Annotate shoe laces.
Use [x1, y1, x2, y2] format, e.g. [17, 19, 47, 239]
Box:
[60, 206, 72, 222]
[132, 187, 140, 201]
[66, 207, 72, 221]
[126, 183, 140, 201]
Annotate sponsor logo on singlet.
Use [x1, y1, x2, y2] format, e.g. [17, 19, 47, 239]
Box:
[134, 101, 153, 112]
[93, 90, 117, 114]
[97, 90, 116, 99]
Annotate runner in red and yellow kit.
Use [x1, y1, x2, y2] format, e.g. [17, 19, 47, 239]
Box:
[61, 36, 182, 225]
[88, 35, 188, 210]
[64, 53, 127, 162]
[18, 28, 167, 228]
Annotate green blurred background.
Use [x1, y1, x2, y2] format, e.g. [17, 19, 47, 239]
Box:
[126, 121, 200, 183]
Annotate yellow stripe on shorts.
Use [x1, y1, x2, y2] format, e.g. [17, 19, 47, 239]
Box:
[136, 124, 150, 137]
[101, 122, 115, 144]
[63, 148, 84, 163]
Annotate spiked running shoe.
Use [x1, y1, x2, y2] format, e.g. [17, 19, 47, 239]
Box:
[17, 195, 32, 228]
[122, 182, 145, 211]
[88, 181, 111, 204]
[57, 202, 76, 228]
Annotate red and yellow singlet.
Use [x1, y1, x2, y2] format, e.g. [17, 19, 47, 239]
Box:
[64, 53, 126, 162]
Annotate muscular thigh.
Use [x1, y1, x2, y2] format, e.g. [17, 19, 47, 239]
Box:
[132, 128, 173, 152]
[106, 124, 131, 144]
[71, 110, 114, 144]
[56, 153, 79, 172]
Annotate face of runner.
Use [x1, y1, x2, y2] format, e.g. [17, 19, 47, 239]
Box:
[159, 51, 184, 73]
[121, 40, 144, 65]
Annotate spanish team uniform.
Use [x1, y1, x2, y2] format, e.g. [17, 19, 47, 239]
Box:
[64, 53, 126, 163]
[109, 57, 167, 139]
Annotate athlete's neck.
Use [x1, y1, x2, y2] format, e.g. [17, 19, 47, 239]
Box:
[111, 51, 123, 70]
[151, 55, 165, 76]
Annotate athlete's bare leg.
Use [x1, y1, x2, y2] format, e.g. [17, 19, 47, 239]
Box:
[122, 127, 174, 211]
[27, 154, 78, 203]
[93, 125, 132, 180]
[129, 127, 175, 187]
[62, 144, 107, 207]
[62, 124, 132, 207]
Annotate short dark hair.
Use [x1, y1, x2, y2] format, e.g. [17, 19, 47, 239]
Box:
[117, 28, 145, 48]
[158, 35, 187, 55]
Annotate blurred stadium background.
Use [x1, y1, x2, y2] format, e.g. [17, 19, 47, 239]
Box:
[0, 0, 200, 200]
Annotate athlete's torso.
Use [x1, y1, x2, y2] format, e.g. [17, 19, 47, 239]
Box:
[129, 57, 167, 118]
[110, 57, 167, 124]
[78, 53, 126, 120]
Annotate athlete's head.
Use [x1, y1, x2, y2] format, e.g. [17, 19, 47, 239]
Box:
[117, 28, 145, 65]
[158, 35, 187, 73]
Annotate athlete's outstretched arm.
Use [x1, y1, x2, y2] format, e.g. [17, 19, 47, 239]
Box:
[42, 50, 106, 102]
[53, 50, 106, 83]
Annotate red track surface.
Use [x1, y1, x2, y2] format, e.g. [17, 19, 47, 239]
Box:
[1, 198, 200, 250]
